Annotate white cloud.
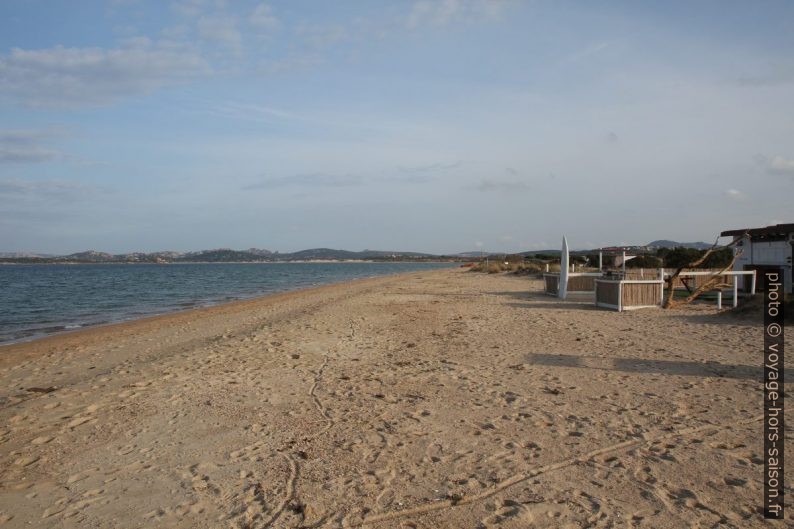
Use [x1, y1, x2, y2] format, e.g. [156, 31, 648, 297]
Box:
[197, 14, 242, 49]
[754, 154, 794, 177]
[0, 129, 67, 163]
[0, 41, 210, 108]
[397, 161, 461, 173]
[296, 24, 348, 48]
[172, 0, 210, 18]
[211, 101, 300, 122]
[160, 24, 191, 40]
[767, 155, 794, 176]
[475, 179, 532, 192]
[257, 51, 324, 75]
[406, 0, 509, 28]
[243, 173, 363, 190]
[723, 188, 746, 201]
[0, 178, 99, 200]
[567, 41, 609, 62]
[736, 64, 794, 86]
[249, 3, 278, 32]
[0, 146, 61, 164]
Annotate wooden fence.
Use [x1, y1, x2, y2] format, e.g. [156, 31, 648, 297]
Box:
[595, 279, 664, 311]
[594, 280, 620, 308]
[543, 273, 600, 296]
[543, 273, 559, 296]
[568, 275, 596, 292]
[541, 268, 754, 311]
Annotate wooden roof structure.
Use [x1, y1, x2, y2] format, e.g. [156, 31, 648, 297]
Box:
[721, 223, 794, 238]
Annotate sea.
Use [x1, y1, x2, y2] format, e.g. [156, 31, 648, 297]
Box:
[0, 261, 454, 345]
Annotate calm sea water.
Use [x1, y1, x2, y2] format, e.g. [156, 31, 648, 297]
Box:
[0, 262, 454, 345]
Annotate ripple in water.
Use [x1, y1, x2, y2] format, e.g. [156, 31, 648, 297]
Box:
[0, 262, 454, 344]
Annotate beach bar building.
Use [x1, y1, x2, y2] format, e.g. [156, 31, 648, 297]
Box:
[721, 223, 794, 294]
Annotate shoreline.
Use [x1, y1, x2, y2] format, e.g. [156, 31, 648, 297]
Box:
[0, 259, 463, 266]
[0, 267, 451, 355]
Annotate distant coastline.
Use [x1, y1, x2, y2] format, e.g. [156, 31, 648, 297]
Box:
[0, 239, 714, 265]
[0, 247, 465, 265]
[0, 257, 460, 266]
[0, 258, 461, 265]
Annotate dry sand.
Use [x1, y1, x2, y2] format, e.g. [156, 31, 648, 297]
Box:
[0, 268, 790, 528]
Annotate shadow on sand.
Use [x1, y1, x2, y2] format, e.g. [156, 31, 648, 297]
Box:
[487, 290, 537, 301]
[489, 290, 600, 311]
[506, 302, 601, 311]
[525, 352, 791, 381]
[668, 311, 760, 328]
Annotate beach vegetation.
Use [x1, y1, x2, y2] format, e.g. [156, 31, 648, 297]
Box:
[626, 255, 662, 268]
[469, 260, 554, 275]
[656, 247, 733, 269]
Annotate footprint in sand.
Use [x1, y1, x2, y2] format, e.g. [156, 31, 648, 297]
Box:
[480, 499, 588, 528]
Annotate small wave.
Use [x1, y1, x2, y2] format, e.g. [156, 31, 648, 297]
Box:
[1, 262, 454, 345]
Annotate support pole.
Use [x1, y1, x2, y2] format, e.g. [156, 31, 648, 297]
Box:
[751, 271, 756, 296]
[545, 263, 549, 272]
[599, 251, 603, 270]
[621, 251, 626, 274]
[659, 268, 664, 305]
[717, 291, 722, 310]
[733, 277, 739, 308]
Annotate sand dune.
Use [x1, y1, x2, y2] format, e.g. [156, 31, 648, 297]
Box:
[0, 268, 790, 527]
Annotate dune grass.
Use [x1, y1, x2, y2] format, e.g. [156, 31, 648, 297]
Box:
[469, 261, 559, 275]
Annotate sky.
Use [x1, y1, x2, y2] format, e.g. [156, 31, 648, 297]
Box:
[1, 0, 793, 255]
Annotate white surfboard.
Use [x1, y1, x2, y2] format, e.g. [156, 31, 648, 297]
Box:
[559, 236, 569, 299]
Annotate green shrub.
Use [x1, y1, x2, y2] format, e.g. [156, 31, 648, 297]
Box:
[626, 255, 662, 268]
[656, 247, 733, 269]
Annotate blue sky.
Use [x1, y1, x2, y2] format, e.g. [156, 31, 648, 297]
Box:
[1, 0, 792, 254]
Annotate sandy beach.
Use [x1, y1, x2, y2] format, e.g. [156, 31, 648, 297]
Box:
[0, 268, 789, 528]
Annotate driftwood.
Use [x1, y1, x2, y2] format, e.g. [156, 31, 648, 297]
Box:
[663, 233, 747, 309]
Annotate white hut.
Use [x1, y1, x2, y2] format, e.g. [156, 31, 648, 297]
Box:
[721, 223, 793, 294]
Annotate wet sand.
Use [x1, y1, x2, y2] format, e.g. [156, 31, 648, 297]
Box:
[0, 268, 790, 527]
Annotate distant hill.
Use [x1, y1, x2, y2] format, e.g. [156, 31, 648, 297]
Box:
[517, 250, 561, 257]
[284, 248, 366, 260]
[0, 241, 722, 264]
[647, 240, 713, 250]
[283, 248, 435, 260]
[0, 247, 448, 264]
[245, 248, 273, 256]
[454, 250, 560, 257]
[0, 252, 56, 258]
[64, 251, 116, 262]
[177, 249, 271, 262]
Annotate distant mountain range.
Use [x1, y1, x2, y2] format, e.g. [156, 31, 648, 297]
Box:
[0, 240, 715, 264]
[0, 252, 57, 258]
[645, 240, 713, 250]
[496, 240, 713, 256]
[0, 248, 447, 264]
